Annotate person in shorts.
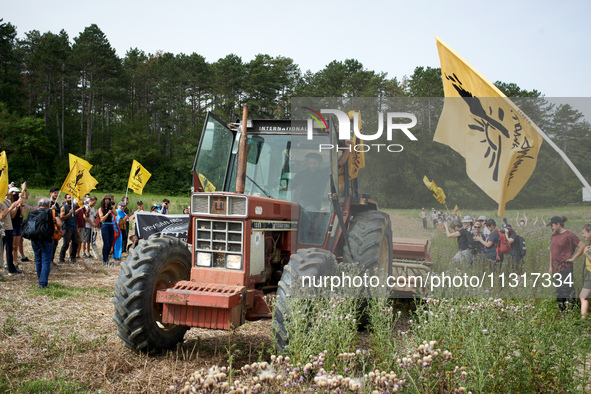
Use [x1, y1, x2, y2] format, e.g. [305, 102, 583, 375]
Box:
[579, 223, 591, 318]
[81, 196, 97, 258]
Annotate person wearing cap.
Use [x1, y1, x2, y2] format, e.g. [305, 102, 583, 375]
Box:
[477, 219, 504, 270]
[0, 186, 24, 274]
[548, 216, 586, 311]
[475, 215, 490, 236]
[8, 184, 29, 265]
[445, 218, 473, 266]
[470, 219, 487, 266]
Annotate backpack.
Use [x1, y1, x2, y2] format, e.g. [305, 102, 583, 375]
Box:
[22, 209, 53, 241]
[94, 211, 101, 228]
[515, 235, 527, 257]
[51, 209, 61, 241]
[496, 230, 511, 254]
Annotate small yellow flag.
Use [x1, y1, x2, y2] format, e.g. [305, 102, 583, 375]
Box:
[338, 110, 366, 190]
[348, 110, 365, 179]
[423, 176, 446, 204]
[127, 160, 151, 195]
[0, 151, 8, 198]
[69, 153, 93, 171]
[60, 161, 98, 202]
[434, 36, 543, 216]
[198, 173, 216, 192]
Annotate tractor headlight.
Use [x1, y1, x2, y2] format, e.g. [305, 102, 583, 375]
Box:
[226, 254, 242, 270]
[196, 252, 212, 267]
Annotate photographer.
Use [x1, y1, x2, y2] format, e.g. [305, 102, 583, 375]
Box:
[158, 199, 170, 215]
[98, 196, 117, 266]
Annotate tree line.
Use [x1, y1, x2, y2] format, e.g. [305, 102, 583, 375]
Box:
[0, 20, 589, 209]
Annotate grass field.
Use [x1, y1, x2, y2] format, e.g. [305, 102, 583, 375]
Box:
[1, 203, 590, 392]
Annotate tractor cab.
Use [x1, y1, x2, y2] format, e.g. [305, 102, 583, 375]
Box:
[192, 112, 345, 249]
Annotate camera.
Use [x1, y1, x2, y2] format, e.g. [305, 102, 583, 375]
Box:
[106, 201, 114, 210]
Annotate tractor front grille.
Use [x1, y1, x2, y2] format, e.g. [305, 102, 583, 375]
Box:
[195, 219, 243, 262]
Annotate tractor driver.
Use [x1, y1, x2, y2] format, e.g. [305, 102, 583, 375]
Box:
[289, 140, 352, 211]
[290, 152, 329, 210]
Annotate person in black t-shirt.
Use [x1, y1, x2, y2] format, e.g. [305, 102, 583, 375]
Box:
[505, 224, 522, 272]
[478, 219, 504, 271]
[445, 218, 472, 266]
[470, 221, 487, 266]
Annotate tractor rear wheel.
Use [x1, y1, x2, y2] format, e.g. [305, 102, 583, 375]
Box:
[112, 234, 192, 353]
[343, 210, 393, 277]
[273, 248, 335, 353]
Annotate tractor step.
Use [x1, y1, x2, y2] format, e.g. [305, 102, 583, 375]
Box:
[156, 281, 246, 330]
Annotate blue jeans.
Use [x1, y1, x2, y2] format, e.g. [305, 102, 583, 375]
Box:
[32, 239, 53, 287]
[101, 225, 114, 263]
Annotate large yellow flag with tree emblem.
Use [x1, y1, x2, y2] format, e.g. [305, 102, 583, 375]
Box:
[0, 151, 8, 198]
[69, 153, 92, 171]
[434, 37, 543, 216]
[61, 161, 98, 202]
[127, 160, 151, 195]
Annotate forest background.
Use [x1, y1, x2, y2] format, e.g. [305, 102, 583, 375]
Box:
[1, 20, 590, 210]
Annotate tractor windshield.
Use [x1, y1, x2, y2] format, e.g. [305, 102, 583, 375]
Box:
[227, 133, 332, 210]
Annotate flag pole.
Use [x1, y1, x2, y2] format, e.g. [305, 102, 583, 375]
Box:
[125, 187, 129, 200]
[532, 123, 591, 195]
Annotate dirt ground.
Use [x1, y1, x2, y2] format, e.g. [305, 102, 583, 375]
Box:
[0, 211, 425, 393]
[0, 239, 274, 393]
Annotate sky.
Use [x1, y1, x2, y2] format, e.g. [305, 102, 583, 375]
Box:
[2, 0, 590, 97]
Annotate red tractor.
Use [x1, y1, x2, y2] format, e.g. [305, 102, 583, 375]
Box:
[113, 109, 431, 352]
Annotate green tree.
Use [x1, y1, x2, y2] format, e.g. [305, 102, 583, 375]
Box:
[71, 24, 122, 154]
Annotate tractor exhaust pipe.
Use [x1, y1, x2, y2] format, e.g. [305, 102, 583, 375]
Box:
[235, 106, 248, 194]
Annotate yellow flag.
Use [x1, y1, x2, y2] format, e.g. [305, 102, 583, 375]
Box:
[127, 160, 151, 195]
[348, 110, 365, 179]
[198, 173, 216, 192]
[69, 153, 93, 171]
[0, 151, 8, 198]
[61, 161, 98, 202]
[423, 176, 446, 204]
[434, 37, 543, 216]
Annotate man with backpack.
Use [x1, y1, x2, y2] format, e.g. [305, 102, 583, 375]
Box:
[477, 219, 508, 271]
[24, 198, 62, 288]
[505, 224, 526, 273]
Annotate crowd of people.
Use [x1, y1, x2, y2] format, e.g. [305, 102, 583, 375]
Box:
[421, 207, 591, 318]
[0, 185, 189, 288]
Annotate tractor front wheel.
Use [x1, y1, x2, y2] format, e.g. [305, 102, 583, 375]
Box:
[112, 234, 192, 353]
[273, 248, 335, 353]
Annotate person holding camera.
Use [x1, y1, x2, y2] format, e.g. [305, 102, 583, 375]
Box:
[158, 199, 170, 215]
[59, 194, 85, 264]
[98, 196, 117, 265]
